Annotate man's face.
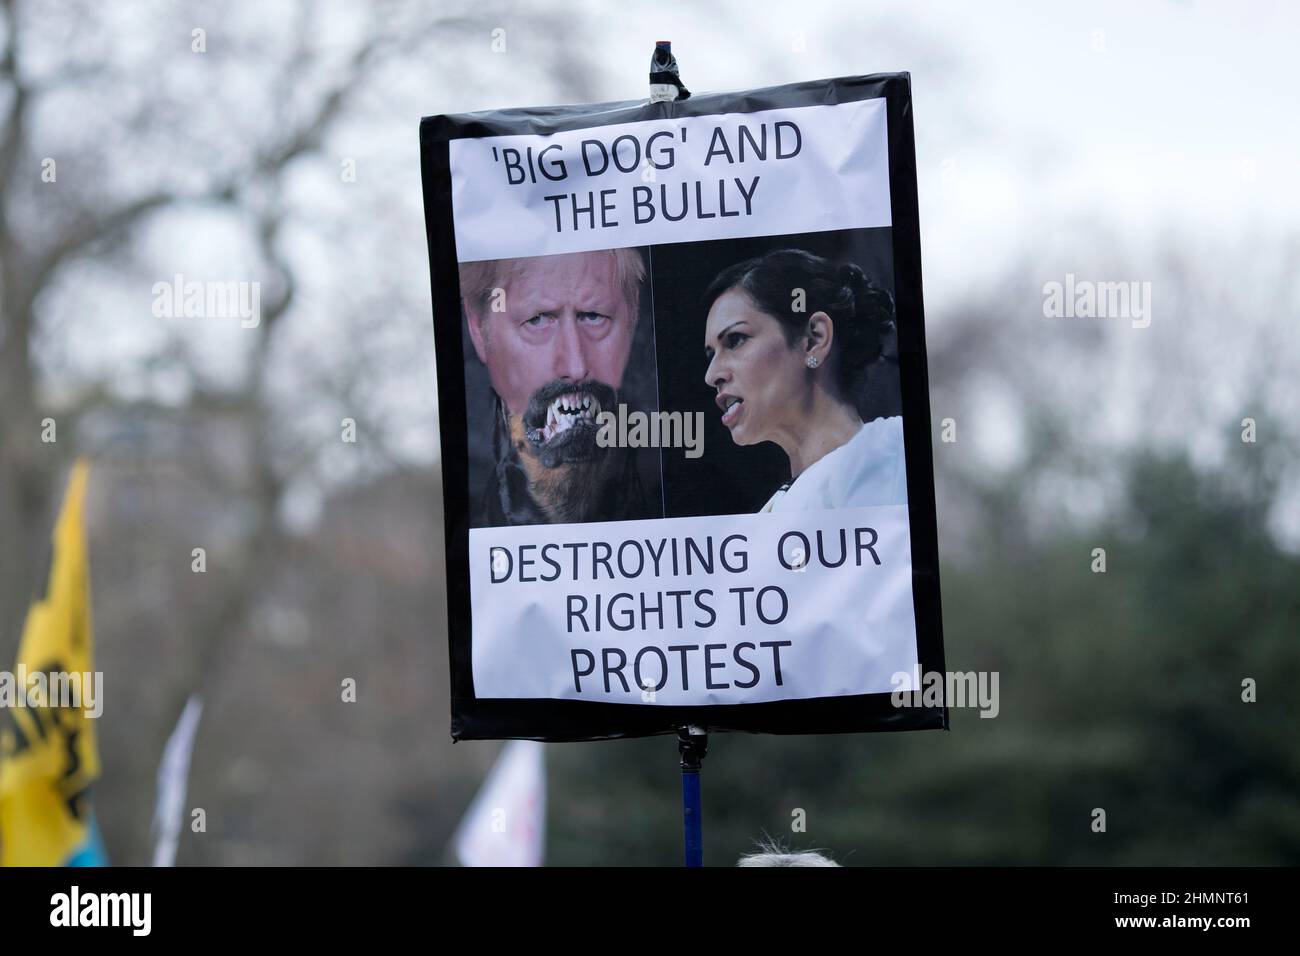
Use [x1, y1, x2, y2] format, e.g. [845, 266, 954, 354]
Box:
[467, 252, 636, 418]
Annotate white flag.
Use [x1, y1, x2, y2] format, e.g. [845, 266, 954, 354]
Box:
[453, 740, 546, 867]
[151, 694, 203, 867]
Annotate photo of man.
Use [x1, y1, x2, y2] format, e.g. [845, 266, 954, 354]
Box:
[458, 248, 662, 527]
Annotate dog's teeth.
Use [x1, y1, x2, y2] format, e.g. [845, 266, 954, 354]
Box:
[540, 392, 602, 436]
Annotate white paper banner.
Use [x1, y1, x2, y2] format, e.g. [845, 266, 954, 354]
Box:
[469, 505, 918, 706]
[450, 98, 891, 262]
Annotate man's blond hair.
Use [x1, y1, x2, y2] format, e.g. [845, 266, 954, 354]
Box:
[459, 249, 645, 323]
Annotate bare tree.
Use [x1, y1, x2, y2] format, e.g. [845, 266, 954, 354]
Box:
[0, 0, 596, 861]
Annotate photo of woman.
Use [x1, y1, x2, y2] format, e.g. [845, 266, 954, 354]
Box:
[700, 248, 907, 512]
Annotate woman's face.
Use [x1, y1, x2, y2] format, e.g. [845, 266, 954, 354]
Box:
[703, 288, 808, 447]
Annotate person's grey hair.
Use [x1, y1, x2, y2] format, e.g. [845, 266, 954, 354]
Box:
[736, 840, 840, 867]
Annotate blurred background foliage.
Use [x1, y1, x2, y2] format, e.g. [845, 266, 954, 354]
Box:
[550, 435, 1300, 865]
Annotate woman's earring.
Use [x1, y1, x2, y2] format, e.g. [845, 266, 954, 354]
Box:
[805, 355, 820, 369]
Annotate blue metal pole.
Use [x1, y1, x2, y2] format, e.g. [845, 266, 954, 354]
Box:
[677, 726, 707, 867]
[682, 768, 702, 867]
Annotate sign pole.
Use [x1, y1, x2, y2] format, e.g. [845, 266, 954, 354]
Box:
[677, 725, 708, 867]
[661, 49, 705, 869]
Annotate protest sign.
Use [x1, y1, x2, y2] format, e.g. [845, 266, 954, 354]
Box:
[421, 72, 946, 740]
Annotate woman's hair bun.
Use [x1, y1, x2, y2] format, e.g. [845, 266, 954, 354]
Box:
[700, 248, 894, 405]
[836, 261, 868, 297]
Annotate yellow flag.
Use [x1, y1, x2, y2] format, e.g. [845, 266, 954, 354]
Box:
[0, 459, 104, 866]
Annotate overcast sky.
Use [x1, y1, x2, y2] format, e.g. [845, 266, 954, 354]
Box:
[417, 0, 1300, 533]
[470, 0, 1298, 299]
[33, 0, 1298, 539]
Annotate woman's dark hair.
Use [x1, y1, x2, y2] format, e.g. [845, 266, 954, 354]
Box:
[701, 248, 894, 402]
